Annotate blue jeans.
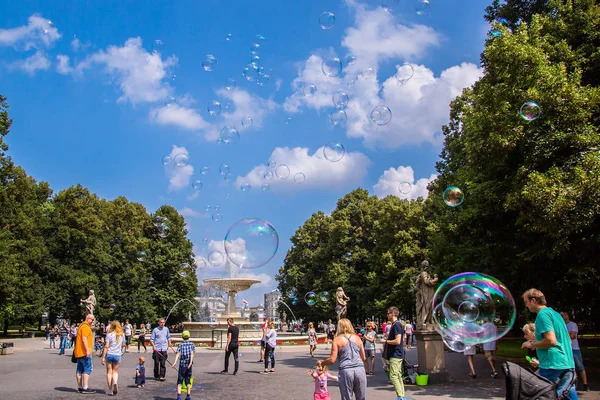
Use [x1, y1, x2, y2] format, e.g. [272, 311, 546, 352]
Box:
[59, 336, 67, 354]
[538, 368, 578, 400]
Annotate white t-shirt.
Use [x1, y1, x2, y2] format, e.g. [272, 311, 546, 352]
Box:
[106, 332, 124, 356]
[566, 321, 579, 350]
[124, 324, 133, 336]
[266, 328, 277, 348]
[482, 322, 497, 351]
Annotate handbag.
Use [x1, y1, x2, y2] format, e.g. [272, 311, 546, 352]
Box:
[71, 342, 77, 363]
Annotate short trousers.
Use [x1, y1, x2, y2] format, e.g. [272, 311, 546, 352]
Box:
[484, 350, 496, 361]
[177, 365, 193, 385]
[105, 354, 121, 364]
[314, 392, 332, 400]
[327, 333, 335, 340]
[76, 356, 93, 375]
[573, 350, 585, 371]
[365, 349, 375, 358]
[125, 336, 131, 345]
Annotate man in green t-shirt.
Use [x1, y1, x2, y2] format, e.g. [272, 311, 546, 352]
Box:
[521, 288, 577, 400]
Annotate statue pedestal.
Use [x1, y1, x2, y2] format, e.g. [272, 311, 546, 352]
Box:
[414, 330, 450, 384]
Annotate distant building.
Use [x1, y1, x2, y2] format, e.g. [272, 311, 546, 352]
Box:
[195, 285, 227, 319]
[264, 289, 281, 321]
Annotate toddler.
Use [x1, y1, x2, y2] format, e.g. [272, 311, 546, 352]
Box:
[49, 327, 56, 349]
[308, 364, 338, 400]
[135, 356, 146, 388]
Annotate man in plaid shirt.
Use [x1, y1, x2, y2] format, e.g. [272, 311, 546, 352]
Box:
[173, 330, 195, 400]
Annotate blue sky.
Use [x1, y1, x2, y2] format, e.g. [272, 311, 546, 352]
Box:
[1, 0, 490, 307]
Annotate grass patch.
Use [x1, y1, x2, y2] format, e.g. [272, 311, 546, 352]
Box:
[496, 338, 600, 366]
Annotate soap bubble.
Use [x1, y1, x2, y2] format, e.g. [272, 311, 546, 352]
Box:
[305, 292, 317, 306]
[276, 164, 290, 179]
[395, 63, 415, 85]
[219, 164, 230, 175]
[519, 102, 541, 121]
[294, 173, 306, 184]
[285, 117, 292, 124]
[242, 116, 253, 128]
[250, 54, 260, 67]
[224, 218, 279, 269]
[322, 57, 342, 77]
[319, 291, 330, 302]
[370, 105, 392, 126]
[208, 100, 222, 116]
[164, 96, 176, 107]
[442, 186, 464, 207]
[360, 68, 375, 80]
[225, 78, 237, 90]
[110, 304, 116, 311]
[382, 0, 400, 13]
[490, 18, 509, 37]
[323, 141, 345, 162]
[179, 263, 191, 278]
[319, 12, 336, 30]
[152, 39, 164, 55]
[243, 64, 260, 81]
[137, 251, 148, 262]
[196, 259, 206, 269]
[290, 295, 299, 306]
[333, 91, 349, 110]
[212, 212, 222, 222]
[256, 73, 271, 86]
[264, 170, 274, 180]
[201, 166, 210, 175]
[415, 0, 431, 16]
[241, 183, 251, 192]
[161, 155, 172, 165]
[226, 33, 233, 41]
[220, 126, 240, 144]
[347, 79, 355, 87]
[398, 181, 412, 194]
[224, 172, 232, 181]
[345, 55, 357, 67]
[303, 84, 317, 97]
[174, 153, 189, 167]
[261, 183, 270, 191]
[330, 109, 347, 126]
[192, 179, 203, 190]
[202, 54, 218, 71]
[432, 272, 516, 351]
[214, 205, 220, 212]
[252, 34, 266, 48]
[208, 251, 225, 266]
[345, 251, 352, 261]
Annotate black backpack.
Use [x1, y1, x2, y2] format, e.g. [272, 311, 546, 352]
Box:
[502, 361, 575, 400]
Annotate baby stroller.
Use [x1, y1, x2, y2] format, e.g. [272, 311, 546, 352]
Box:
[502, 361, 576, 400]
[402, 359, 418, 384]
[94, 336, 104, 357]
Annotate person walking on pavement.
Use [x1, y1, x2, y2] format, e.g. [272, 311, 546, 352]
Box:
[381, 307, 409, 400]
[123, 319, 133, 353]
[74, 314, 95, 394]
[59, 320, 69, 355]
[221, 318, 240, 375]
[521, 289, 577, 400]
[101, 320, 125, 396]
[150, 318, 173, 381]
[561, 311, 590, 391]
[138, 322, 147, 353]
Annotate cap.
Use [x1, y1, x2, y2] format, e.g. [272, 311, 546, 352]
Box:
[182, 330, 191, 339]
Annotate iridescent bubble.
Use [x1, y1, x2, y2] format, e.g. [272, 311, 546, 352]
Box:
[333, 91, 349, 110]
[322, 57, 342, 77]
[137, 250, 148, 262]
[275, 164, 290, 179]
[290, 295, 299, 306]
[225, 193, 230, 199]
[192, 179, 203, 190]
[250, 54, 260, 67]
[174, 153, 190, 167]
[225, 78, 237, 90]
[220, 126, 240, 144]
[490, 18, 509, 37]
[224, 172, 232, 181]
[345, 55, 357, 67]
[432, 272, 516, 350]
[208, 100, 222, 116]
[201, 166, 210, 175]
[294, 173, 306, 184]
[395, 63, 415, 85]
[214, 205, 220, 212]
[110, 303, 116, 311]
[305, 292, 317, 306]
[212, 212, 222, 222]
[224, 218, 279, 269]
[370, 105, 392, 126]
[442, 186, 464, 207]
[319, 291, 329, 302]
[285, 117, 292, 124]
[319, 12, 336, 30]
[241, 183, 251, 192]
[330, 109, 347, 126]
[261, 183, 270, 191]
[226, 33, 233, 41]
[179, 263, 191, 278]
[164, 96, 176, 107]
[208, 251, 225, 266]
[243, 64, 260, 81]
[519, 102, 541, 121]
[252, 34, 266, 48]
[269, 160, 277, 167]
[345, 251, 352, 261]
[161, 155, 172, 165]
[415, 0, 431, 16]
[360, 68, 375, 80]
[256, 72, 271, 87]
[264, 170, 274, 180]
[303, 84, 317, 97]
[152, 39, 164, 55]
[382, 0, 400, 13]
[202, 54, 218, 71]
[323, 141, 345, 162]
[219, 164, 230, 175]
[347, 79, 355, 87]
[196, 259, 207, 269]
[398, 181, 412, 194]
[242, 116, 253, 128]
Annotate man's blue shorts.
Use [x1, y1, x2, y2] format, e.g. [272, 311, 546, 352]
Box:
[573, 349, 585, 371]
[76, 356, 93, 375]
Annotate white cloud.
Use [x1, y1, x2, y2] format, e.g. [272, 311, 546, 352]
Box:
[149, 104, 210, 131]
[56, 55, 72, 74]
[373, 165, 437, 199]
[178, 207, 202, 218]
[164, 145, 193, 192]
[235, 146, 371, 191]
[0, 14, 60, 50]
[9, 51, 51, 75]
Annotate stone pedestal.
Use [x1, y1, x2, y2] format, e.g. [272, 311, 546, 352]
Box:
[414, 330, 450, 384]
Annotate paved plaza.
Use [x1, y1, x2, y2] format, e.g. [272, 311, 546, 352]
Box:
[0, 338, 598, 399]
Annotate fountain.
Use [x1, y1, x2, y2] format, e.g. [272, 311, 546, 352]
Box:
[202, 277, 261, 320]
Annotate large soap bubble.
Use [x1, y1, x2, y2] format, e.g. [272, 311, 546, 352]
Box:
[432, 272, 516, 351]
[224, 218, 279, 269]
[305, 292, 317, 306]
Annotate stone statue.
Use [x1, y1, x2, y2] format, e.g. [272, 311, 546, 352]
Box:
[80, 290, 97, 316]
[415, 260, 439, 330]
[335, 287, 350, 320]
[282, 311, 287, 324]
